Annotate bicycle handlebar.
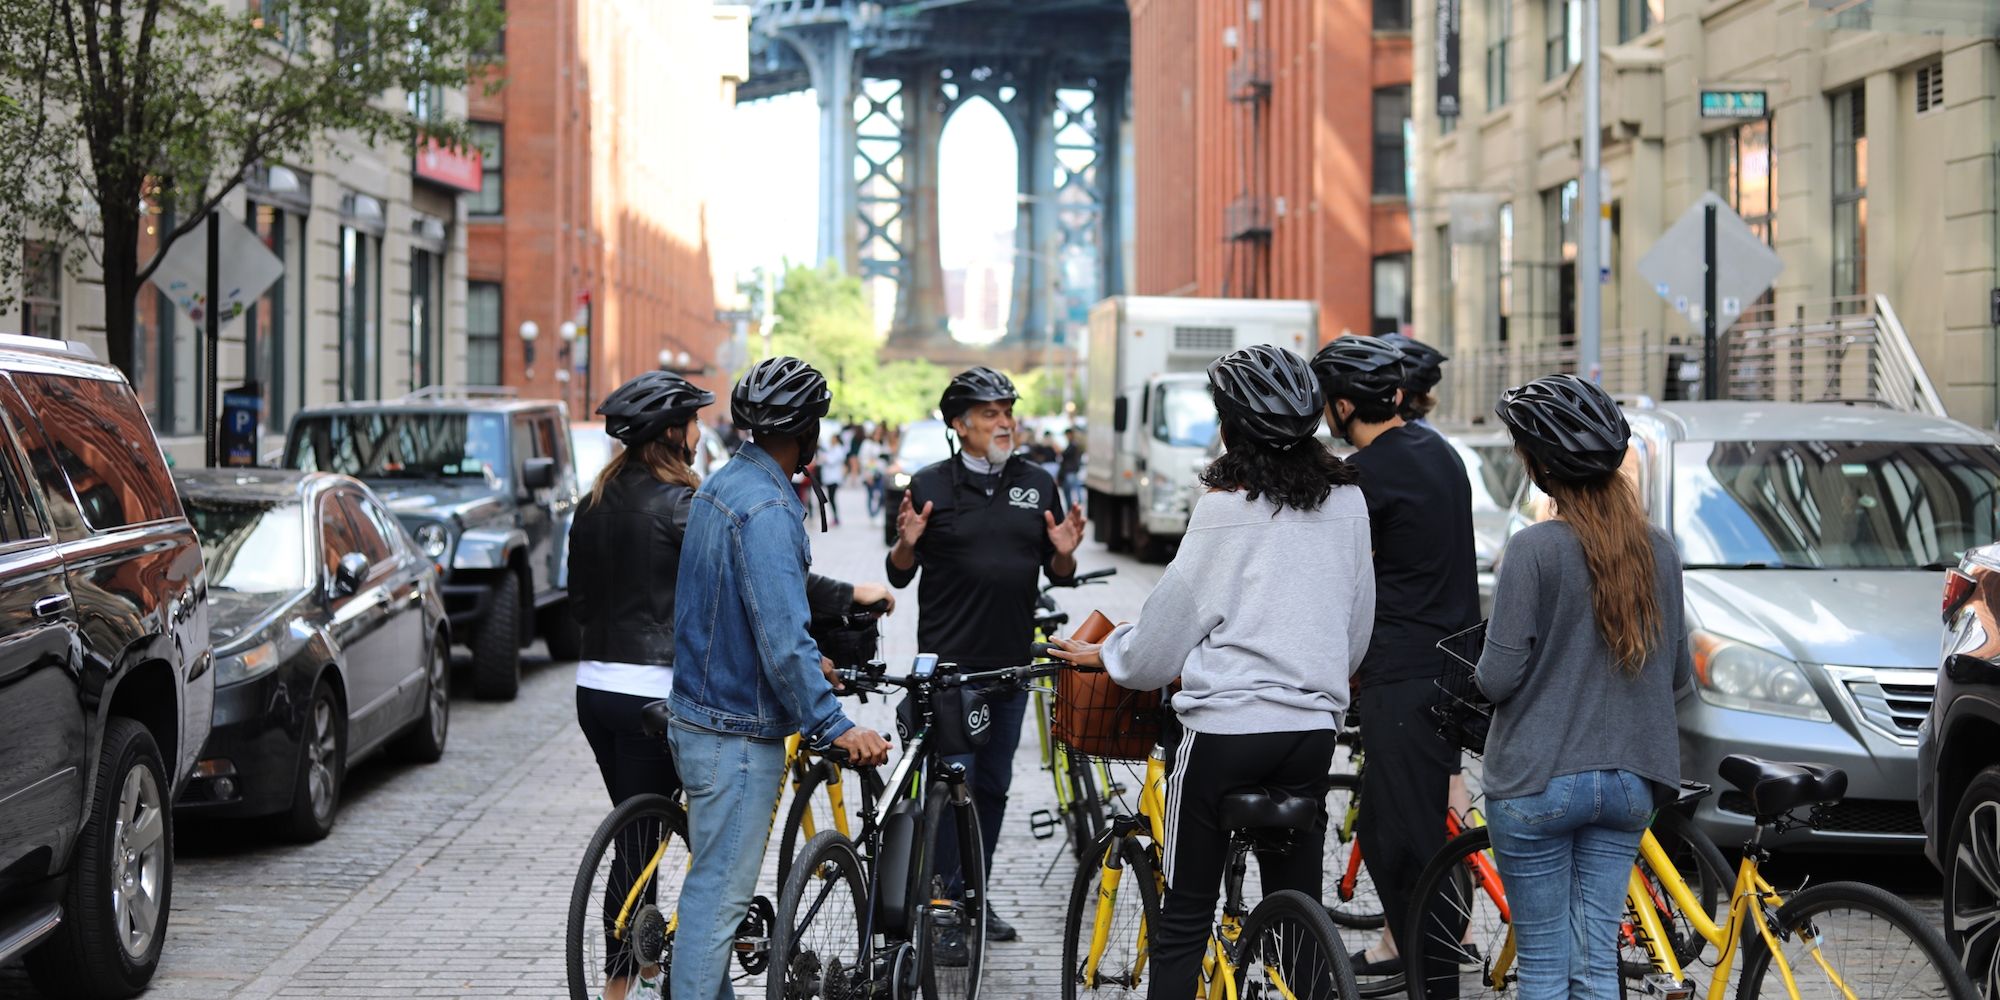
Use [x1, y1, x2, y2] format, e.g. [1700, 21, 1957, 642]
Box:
[834, 658, 1070, 694]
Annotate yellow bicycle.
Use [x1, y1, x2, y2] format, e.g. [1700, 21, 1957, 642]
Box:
[1028, 568, 1122, 859]
[1061, 747, 1361, 1000]
[1403, 754, 1975, 1000]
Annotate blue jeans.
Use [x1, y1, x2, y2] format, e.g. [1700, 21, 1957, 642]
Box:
[939, 685, 1031, 892]
[669, 719, 787, 1000]
[1487, 769, 1654, 1000]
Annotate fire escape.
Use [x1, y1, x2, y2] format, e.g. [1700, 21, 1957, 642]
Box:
[1224, 6, 1272, 298]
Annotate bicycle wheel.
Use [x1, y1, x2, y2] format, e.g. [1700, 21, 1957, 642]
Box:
[767, 830, 870, 1000]
[776, 757, 885, 891]
[1067, 756, 1108, 861]
[1238, 888, 1362, 1000]
[566, 794, 689, 1000]
[1405, 827, 1514, 1000]
[1621, 807, 1731, 979]
[1735, 881, 1974, 1000]
[916, 781, 987, 1000]
[1323, 772, 1383, 931]
[1061, 831, 1163, 998]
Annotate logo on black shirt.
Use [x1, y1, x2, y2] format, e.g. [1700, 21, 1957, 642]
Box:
[1007, 486, 1041, 510]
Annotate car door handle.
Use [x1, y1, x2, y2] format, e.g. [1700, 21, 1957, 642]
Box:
[33, 594, 72, 618]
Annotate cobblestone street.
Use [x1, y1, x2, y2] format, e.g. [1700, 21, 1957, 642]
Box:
[0, 510, 1949, 998]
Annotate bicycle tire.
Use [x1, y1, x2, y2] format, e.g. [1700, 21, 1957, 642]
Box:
[916, 781, 987, 1000]
[1323, 772, 1384, 931]
[566, 794, 689, 1000]
[776, 758, 885, 892]
[766, 830, 871, 1000]
[1734, 880, 1975, 1000]
[1405, 826, 1513, 1000]
[1621, 806, 1731, 979]
[1067, 759, 1108, 861]
[1060, 831, 1164, 999]
[1238, 888, 1363, 1000]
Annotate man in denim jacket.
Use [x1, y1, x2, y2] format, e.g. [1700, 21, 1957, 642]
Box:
[670, 357, 892, 999]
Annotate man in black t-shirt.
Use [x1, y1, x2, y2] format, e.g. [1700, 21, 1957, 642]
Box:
[1312, 336, 1478, 985]
[888, 367, 1086, 951]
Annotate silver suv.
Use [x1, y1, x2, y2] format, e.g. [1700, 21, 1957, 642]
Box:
[1504, 400, 2000, 851]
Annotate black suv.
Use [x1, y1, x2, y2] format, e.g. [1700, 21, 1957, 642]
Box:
[283, 390, 580, 700]
[1921, 540, 2000, 992]
[0, 335, 211, 999]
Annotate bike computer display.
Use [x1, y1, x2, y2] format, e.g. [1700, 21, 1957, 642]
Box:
[910, 653, 939, 680]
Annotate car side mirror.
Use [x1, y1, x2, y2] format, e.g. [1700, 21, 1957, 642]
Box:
[523, 456, 556, 491]
[334, 552, 369, 597]
[1113, 396, 1128, 433]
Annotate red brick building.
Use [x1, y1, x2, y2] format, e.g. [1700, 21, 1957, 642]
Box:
[1128, 0, 1413, 341]
[467, 3, 747, 408]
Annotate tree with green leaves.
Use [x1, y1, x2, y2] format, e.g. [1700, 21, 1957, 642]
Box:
[0, 0, 504, 378]
[759, 262, 952, 427]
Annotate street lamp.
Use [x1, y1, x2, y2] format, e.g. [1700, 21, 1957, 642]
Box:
[658, 348, 674, 370]
[557, 322, 578, 403]
[519, 320, 540, 380]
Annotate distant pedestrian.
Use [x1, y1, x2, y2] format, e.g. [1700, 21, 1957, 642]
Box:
[817, 425, 847, 526]
[1059, 428, 1086, 509]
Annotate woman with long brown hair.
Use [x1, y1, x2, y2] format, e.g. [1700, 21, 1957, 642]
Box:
[1461, 374, 1691, 1000]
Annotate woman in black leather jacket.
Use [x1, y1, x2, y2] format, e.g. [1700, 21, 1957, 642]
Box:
[569, 372, 890, 998]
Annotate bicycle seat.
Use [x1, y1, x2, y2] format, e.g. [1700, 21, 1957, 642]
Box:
[1718, 754, 1847, 817]
[1220, 791, 1319, 834]
[639, 699, 673, 739]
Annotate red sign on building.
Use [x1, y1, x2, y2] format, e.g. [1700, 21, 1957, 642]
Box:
[414, 137, 483, 192]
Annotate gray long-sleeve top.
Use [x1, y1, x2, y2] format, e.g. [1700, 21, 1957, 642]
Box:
[1475, 520, 1691, 800]
[1099, 487, 1374, 735]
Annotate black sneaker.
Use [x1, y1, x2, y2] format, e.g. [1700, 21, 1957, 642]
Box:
[1351, 949, 1404, 977]
[985, 909, 1018, 942]
[934, 928, 970, 967]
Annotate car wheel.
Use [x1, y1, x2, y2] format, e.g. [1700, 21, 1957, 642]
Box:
[392, 638, 450, 764]
[471, 576, 522, 701]
[24, 718, 172, 999]
[1946, 764, 2000, 997]
[282, 681, 345, 842]
[543, 601, 583, 662]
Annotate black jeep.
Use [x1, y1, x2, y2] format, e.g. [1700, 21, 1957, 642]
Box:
[283, 390, 581, 700]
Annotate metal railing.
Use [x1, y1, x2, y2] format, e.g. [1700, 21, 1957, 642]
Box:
[1438, 295, 1946, 424]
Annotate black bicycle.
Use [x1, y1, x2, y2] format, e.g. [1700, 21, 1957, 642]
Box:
[767, 653, 1066, 1000]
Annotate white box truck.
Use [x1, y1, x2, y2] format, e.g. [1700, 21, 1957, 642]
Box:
[1084, 296, 1318, 560]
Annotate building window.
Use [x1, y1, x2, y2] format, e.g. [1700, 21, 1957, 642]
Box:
[1832, 90, 1867, 304]
[468, 282, 502, 385]
[1373, 86, 1412, 197]
[338, 226, 382, 401]
[1373, 254, 1412, 336]
[1544, 0, 1579, 80]
[1617, 0, 1660, 41]
[1486, 0, 1512, 109]
[411, 249, 445, 389]
[1542, 180, 1578, 348]
[1709, 118, 1775, 247]
[407, 83, 443, 123]
[22, 242, 60, 339]
[1915, 60, 1944, 115]
[246, 203, 306, 431]
[1497, 201, 1514, 343]
[1376, 0, 1412, 32]
[468, 121, 503, 217]
[476, 0, 505, 58]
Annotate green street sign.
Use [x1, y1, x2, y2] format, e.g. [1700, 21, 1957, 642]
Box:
[1701, 90, 1768, 119]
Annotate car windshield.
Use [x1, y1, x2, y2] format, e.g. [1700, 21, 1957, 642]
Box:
[287, 412, 508, 485]
[897, 426, 954, 469]
[184, 499, 310, 594]
[1674, 439, 2000, 569]
[1154, 381, 1218, 450]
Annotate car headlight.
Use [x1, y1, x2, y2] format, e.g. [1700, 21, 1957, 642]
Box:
[893, 472, 913, 491]
[216, 640, 282, 686]
[1691, 630, 1830, 722]
[413, 522, 450, 561]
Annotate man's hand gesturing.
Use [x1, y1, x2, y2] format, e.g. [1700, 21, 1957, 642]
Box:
[897, 491, 934, 549]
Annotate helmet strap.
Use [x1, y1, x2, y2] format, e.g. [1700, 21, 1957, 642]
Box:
[805, 468, 831, 533]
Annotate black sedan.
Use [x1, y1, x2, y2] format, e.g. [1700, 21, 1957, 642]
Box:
[173, 469, 450, 840]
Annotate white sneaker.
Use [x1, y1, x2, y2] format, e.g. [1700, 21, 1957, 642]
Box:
[598, 974, 663, 1000]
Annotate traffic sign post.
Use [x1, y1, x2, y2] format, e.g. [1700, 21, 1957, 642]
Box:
[1637, 192, 1784, 401]
[1703, 202, 1717, 400]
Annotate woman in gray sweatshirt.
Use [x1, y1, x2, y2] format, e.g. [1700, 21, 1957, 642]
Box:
[1053, 344, 1374, 1000]
[1448, 374, 1689, 1000]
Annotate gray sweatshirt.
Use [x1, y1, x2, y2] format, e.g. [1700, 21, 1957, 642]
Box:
[1475, 520, 1691, 801]
[1100, 487, 1374, 735]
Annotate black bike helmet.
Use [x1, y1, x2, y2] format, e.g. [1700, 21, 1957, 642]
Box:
[1378, 333, 1449, 393]
[1495, 373, 1630, 482]
[731, 356, 831, 436]
[1207, 345, 1324, 447]
[596, 371, 714, 445]
[1309, 336, 1408, 412]
[939, 366, 1018, 423]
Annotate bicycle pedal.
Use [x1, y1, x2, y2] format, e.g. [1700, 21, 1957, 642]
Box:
[1642, 974, 1692, 1000]
[1028, 809, 1059, 839]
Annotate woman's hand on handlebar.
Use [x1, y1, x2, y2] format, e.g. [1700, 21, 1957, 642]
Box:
[833, 727, 892, 767]
[1046, 637, 1105, 670]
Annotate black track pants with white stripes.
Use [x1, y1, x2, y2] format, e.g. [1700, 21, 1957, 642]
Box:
[1150, 725, 1339, 1000]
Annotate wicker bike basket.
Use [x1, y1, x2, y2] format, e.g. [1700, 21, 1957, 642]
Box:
[1431, 621, 1493, 755]
[1049, 610, 1166, 763]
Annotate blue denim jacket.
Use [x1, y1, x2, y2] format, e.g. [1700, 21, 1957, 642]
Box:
[671, 443, 855, 746]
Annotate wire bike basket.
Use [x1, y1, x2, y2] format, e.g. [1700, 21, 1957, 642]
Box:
[1431, 621, 1493, 756]
[1052, 669, 1168, 764]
